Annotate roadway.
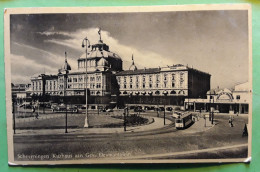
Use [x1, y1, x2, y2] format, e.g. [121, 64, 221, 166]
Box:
[13, 110, 249, 161]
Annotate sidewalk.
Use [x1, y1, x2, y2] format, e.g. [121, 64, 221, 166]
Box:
[15, 116, 172, 135]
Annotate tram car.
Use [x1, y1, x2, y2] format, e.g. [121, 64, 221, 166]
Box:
[174, 111, 193, 129]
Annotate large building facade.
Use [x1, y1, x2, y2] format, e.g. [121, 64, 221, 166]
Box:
[116, 61, 210, 108]
[27, 31, 211, 109]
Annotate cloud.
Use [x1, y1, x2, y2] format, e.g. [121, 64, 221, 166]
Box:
[10, 53, 55, 84]
[11, 42, 78, 76]
[41, 28, 175, 70]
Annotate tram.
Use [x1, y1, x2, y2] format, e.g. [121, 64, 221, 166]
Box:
[174, 111, 193, 129]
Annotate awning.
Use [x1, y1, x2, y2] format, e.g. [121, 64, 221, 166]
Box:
[170, 90, 176, 94]
[163, 90, 168, 95]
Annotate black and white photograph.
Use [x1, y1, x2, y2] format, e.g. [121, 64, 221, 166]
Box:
[4, 5, 252, 164]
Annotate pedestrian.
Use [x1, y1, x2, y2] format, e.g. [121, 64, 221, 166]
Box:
[229, 117, 233, 127]
[32, 106, 35, 113]
[35, 112, 39, 119]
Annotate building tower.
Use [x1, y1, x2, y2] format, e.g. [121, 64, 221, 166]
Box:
[129, 54, 137, 71]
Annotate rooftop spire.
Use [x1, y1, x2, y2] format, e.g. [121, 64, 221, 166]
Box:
[98, 28, 102, 41]
[63, 51, 71, 71]
[132, 54, 135, 65]
[65, 51, 67, 62]
[129, 54, 137, 71]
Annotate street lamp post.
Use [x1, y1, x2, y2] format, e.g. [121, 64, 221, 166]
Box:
[123, 107, 127, 131]
[163, 91, 168, 125]
[129, 93, 132, 117]
[209, 93, 211, 122]
[82, 37, 91, 128]
[12, 98, 16, 134]
[97, 91, 100, 115]
[211, 94, 214, 125]
[209, 92, 214, 125]
[64, 52, 69, 133]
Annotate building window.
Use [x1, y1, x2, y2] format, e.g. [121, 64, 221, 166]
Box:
[136, 83, 139, 88]
[164, 82, 167, 88]
[124, 76, 127, 82]
[90, 77, 95, 82]
[130, 76, 133, 83]
[79, 77, 83, 82]
[180, 81, 183, 88]
[172, 82, 175, 88]
[143, 75, 145, 82]
[136, 76, 139, 82]
[172, 74, 175, 81]
[143, 84, 145, 88]
[73, 78, 77, 82]
[90, 83, 95, 89]
[96, 83, 101, 88]
[124, 84, 126, 89]
[156, 74, 160, 82]
[50, 81, 52, 90]
[149, 75, 152, 82]
[68, 84, 72, 89]
[97, 76, 101, 82]
[68, 77, 72, 82]
[149, 83, 152, 88]
[180, 73, 184, 81]
[164, 73, 168, 81]
[39, 82, 41, 90]
[130, 84, 132, 89]
[236, 95, 240, 100]
[117, 77, 121, 84]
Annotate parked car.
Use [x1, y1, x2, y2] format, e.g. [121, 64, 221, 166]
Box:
[158, 107, 165, 111]
[166, 107, 173, 111]
[51, 103, 59, 112]
[58, 104, 66, 111]
[21, 102, 32, 109]
[68, 105, 79, 113]
[134, 107, 145, 112]
[106, 108, 113, 112]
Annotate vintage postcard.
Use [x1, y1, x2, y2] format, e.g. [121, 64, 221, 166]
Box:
[4, 4, 252, 165]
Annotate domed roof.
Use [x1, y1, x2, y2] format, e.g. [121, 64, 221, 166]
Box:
[79, 41, 122, 60]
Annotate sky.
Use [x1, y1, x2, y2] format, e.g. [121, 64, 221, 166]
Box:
[10, 10, 249, 89]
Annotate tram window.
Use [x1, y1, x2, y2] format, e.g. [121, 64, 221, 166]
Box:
[176, 119, 182, 123]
